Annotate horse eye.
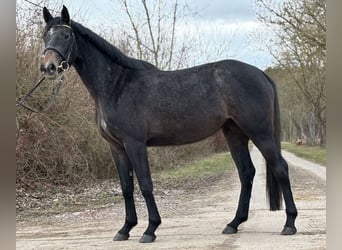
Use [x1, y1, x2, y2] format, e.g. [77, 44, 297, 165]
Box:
[63, 33, 70, 40]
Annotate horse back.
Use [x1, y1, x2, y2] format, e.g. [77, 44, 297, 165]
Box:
[122, 60, 275, 145]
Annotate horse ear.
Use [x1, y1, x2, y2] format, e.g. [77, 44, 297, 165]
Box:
[61, 5, 71, 25]
[43, 7, 53, 23]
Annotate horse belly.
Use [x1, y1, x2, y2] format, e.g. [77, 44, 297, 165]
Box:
[146, 113, 226, 146]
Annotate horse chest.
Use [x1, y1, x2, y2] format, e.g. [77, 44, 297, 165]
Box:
[97, 111, 122, 146]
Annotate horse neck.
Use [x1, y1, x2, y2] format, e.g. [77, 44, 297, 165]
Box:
[73, 36, 125, 100]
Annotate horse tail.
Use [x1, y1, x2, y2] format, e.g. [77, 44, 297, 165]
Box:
[263, 71, 283, 211]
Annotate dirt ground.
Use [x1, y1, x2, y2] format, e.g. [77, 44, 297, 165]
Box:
[16, 147, 326, 249]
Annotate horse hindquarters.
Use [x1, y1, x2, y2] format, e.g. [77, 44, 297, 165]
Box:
[235, 74, 297, 234]
[222, 69, 297, 234]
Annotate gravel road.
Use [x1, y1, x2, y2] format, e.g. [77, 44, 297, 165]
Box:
[16, 146, 326, 249]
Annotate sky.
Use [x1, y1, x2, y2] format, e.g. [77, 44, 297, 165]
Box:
[18, 0, 279, 70]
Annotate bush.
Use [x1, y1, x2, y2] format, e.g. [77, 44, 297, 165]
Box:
[16, 70, 116, 189]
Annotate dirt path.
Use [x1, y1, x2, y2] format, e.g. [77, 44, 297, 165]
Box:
[16, 147, 326, 249]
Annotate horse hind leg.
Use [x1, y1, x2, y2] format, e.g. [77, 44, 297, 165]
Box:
[252, 135, 297, 235]
[221, 121, 256, 234]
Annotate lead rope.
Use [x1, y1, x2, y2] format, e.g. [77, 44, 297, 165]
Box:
[16, 73, 65, 113]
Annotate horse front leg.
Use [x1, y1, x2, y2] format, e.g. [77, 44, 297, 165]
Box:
[123, 138, 161, 243]
[110, 144, 138, 241]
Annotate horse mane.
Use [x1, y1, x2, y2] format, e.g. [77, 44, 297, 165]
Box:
[71, 21, 156, 70]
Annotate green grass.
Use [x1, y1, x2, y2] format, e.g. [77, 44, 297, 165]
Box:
[281, 142, 326, 166]
[155, 152, 234, 182]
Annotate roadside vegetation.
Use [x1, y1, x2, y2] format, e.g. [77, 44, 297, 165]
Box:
[281, 142, 326, 166]
[156, 152, 233, 184]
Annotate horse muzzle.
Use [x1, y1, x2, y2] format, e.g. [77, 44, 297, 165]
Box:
[40, 50, 69, 79]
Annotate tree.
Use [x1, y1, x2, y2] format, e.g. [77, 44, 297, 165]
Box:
[256, 0, 326, 145]
[114, 0, 191, 70]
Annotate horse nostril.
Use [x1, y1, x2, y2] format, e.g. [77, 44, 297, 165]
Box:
[47, 64, 57, 75]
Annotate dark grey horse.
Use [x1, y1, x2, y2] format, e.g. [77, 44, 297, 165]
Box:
[40, 6, 297, 243]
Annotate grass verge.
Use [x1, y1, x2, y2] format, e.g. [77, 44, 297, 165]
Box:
[154, 152, 234, 184]
[281, 142, 326, 166]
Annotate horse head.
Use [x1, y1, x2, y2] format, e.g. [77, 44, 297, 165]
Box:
[40, 6, 76, 79]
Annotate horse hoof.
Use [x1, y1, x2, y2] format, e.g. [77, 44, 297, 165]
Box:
[113, 232, 129, 241]
[222, 225, 238, 234]
[139, 233, 156, 243]
[280, 226, 297, 235]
